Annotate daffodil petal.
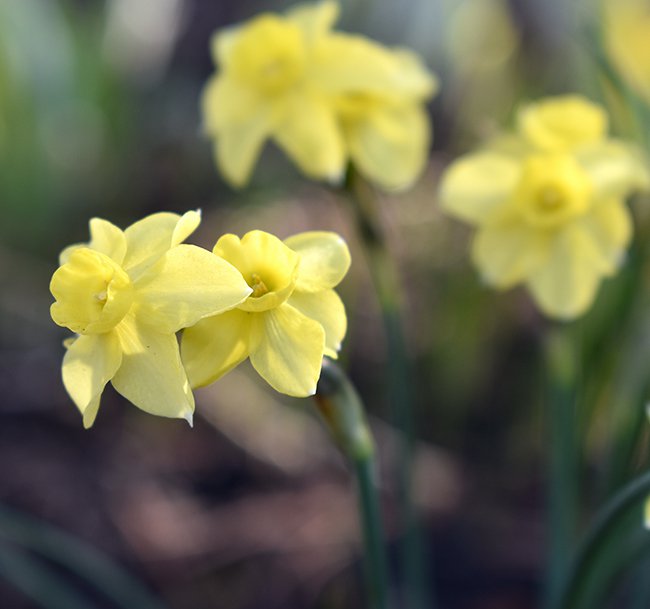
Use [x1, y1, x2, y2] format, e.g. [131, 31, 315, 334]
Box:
[473, 222, 549, 288]
[134, 244, 252, 333]
[122, 210, 201, 280]
[288, 289, 346, 358]
[346, 102, 430, 191]
[62, 332, 122, 428]
[576, 198, 632, 273]
[284, 231, 351, 292]
[202, 76, 268, 134]
[112, 316, 194, 422]
[273, 91, 345, 183]
[249, 304, 325, 397]
[82, 396, 102, 430]
[439, 151, 520, 225]
[288, 0, 339, 41]
[181, 308, 252, 388]
[210, 26, 239, 67]
[314, 34, 435, 98]
[59, 218, 126, 265]
[527, 227, 605, 320]
[88, 218, 127, 264]
[578, 141, 650, 198]
[202, 76, 273, 185]
[59, 243, 85, 266]
[604, 0, 650, 103]
[214, 120, 272, 187]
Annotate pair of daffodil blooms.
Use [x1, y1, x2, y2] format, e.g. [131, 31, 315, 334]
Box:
[50, 211, 350, 427]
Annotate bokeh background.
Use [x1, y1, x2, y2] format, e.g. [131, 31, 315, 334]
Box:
[2, 0, 650, 608]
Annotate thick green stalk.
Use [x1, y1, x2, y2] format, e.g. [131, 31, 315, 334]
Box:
[544, 326, 580, 609]
[315, 359, 390, 609]
[555, 469, 650, 609]
[341, 169, 430, 609]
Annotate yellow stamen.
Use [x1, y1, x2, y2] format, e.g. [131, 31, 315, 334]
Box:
[539, 186, 563, 209]
[250, 272, 269, 297]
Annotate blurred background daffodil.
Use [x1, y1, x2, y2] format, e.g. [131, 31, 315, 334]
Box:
[202, 0, 437, 191]
[440, 95, 650, 319]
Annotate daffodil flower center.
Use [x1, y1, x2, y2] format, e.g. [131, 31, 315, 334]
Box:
[214, 231, 300, 313]
[515, 154, 593, 228]
[249, 272, 270, 298]
[230, 16, 306, 94]
[50, 248, 134, 334]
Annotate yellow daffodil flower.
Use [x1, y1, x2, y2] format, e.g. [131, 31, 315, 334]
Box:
[440, 95, 649, 319]
[50, 211, 252, 428]
[202, 0, 436, 190]
[181, 230, 350, 397]
[604, 0, 650, 103]
[333, 49, 437, 190]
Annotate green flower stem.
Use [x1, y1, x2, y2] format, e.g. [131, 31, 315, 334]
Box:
[341, 168, 430, 609]
[544, 326, 580, 609]
[315, 359, 389, 609]
[555, 469, 650, 609]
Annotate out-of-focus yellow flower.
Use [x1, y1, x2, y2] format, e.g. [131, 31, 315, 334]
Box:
[604, 0, 650, 103]
[517, 96, 608, 152]
[440, 95, 649, 320]
[50, 211, 252, 428]
[333, 49, 436, 190]
[202, 0, 436, 190]
[181, 230, 350, 397]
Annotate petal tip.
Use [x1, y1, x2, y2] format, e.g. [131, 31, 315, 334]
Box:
[326, 170, 344, 185]
[183, 410, 194, 427]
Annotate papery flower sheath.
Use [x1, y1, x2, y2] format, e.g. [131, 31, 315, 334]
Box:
[50, 211, 252, 427]
[440, 94, 650, 319]
[181, 230, 350, 397]
[202, 0, 436, 190]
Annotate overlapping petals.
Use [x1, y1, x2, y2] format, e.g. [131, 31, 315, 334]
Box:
[50, 211, 252, 427]
[440, 94, 649, 319]
[202, 0, 436, 190]
[182, 230, 350, 397]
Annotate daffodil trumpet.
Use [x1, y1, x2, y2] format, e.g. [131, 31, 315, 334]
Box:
[315, 359, 389, 609]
